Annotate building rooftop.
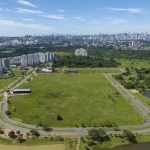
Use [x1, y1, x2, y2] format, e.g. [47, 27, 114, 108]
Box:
[13, 89, 31, 92]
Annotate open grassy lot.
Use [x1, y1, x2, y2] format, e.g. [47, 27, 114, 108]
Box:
[0, 70, 21, 90]
[8, 73, 143, 127]
[0, 144, 65, 150]
[0, 136, 76, 150]
[116, 59, 150, 68]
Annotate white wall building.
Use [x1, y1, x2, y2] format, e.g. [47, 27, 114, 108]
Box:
[21, 55, 28, 67]
[27, 54, 33, 65]
[20, 52, 57, 67]
[75, 48, 87, 56]
[1, 58, 10, 68]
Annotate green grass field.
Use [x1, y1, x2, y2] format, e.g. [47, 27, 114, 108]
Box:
[134, 93, 150, 110]
[8, 73, 143, 127]
[116, 59, 150, 68]
[0, 70, 21, 90]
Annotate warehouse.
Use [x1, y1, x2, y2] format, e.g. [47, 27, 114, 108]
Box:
[13, 89, 31, 94]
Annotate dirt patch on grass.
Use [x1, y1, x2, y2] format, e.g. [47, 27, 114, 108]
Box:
[129, 89, 139, 93]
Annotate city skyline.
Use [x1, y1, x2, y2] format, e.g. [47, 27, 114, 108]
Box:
[0, 0, 150, 36]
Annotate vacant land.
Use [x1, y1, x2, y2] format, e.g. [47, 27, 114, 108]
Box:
[116, 59, 150, 68]
[0, 70, 21, 90]
[8, 73, 143, 127]
[0, 136, 76, 150]
[0, 144, 65, 150]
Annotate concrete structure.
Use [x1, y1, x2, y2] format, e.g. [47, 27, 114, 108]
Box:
[27, 54, 33, 65]
[75, 48, 87, 56]
[21, 55, 28, 67]
[13, 89, 31, 94]
[0, 67, 6, 74]
[1, 58, 10, 68]
[20, 52, 57, 66]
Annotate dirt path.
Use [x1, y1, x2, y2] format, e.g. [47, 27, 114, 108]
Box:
[76, 137, 80, 150]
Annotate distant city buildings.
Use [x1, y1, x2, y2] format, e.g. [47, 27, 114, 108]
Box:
[0, 33, 150, 51]
[21, 52, 57, 67]
[75, 48, 87, 56]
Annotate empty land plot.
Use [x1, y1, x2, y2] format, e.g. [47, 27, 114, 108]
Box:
[116, 59, 150, 68]
[0, 145, 65, 150]
[0, 70, 21, 89]
[8, 73, 143, 127]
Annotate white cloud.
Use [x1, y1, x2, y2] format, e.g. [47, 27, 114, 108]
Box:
[42, 14, 64, 20]
[73, 16, 86, 22]
[0, 18, 53, 31]
[107, 7, 142, 13]
[17, 0, 36, 8]
[57, 9, 65, 12]
[104, 17, 128, 23]
[22, 18, 34, 21]
[16, 8, 43, 14]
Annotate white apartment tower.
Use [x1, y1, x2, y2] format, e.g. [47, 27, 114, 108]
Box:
[21, 55, 28, 67]
[27, 54, 33, 65]
[75, 48, 87, 56]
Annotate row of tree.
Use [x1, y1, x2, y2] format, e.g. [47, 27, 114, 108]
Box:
[53, 55, 120, 68]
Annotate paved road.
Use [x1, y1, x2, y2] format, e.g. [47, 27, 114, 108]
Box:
[1, 71, 150, 136]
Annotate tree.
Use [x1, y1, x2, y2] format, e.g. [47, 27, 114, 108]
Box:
[16, 130, 21, 136]
[123, 130, 137, 144]
[37, 121, 42, 127]
[57, 115, 63, 121]
[5, 110, 11, 115]
[8, 131, 15, 138]
[42, 124, 51, 132]
[0, 129, 4, 134]
[26, 132, 30, 138]
[30, 129, 40, 137]
[17, 136, 25, 143]
[124, 82, 134, 89]
[88, 128, 110, 142]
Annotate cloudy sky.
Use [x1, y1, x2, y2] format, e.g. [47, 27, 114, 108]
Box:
[0, 0, 150, 36]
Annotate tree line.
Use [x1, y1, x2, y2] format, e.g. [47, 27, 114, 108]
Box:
[52, 55, 120, 68]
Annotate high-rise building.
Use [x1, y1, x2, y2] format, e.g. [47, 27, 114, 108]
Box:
[27, 54, 33, 65]
[75, 49, 81, 56]
[20, 52, 57, 66]
[75, 48, 87, 56]
[2, 58, 10, 68]
[33, 53, 39, 64]
[0, 66, 6, 74]
[21, 55, 28, 67]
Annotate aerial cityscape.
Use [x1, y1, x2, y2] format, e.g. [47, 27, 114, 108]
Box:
[1, 0, 150, 150]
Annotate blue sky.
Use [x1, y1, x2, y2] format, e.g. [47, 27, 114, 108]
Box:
[0, 0, 150, 36]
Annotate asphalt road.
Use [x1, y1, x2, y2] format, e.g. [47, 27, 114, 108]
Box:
[1, 71, 150, 136]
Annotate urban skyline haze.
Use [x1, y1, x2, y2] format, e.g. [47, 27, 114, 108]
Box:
[0, 0, 150, 36]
